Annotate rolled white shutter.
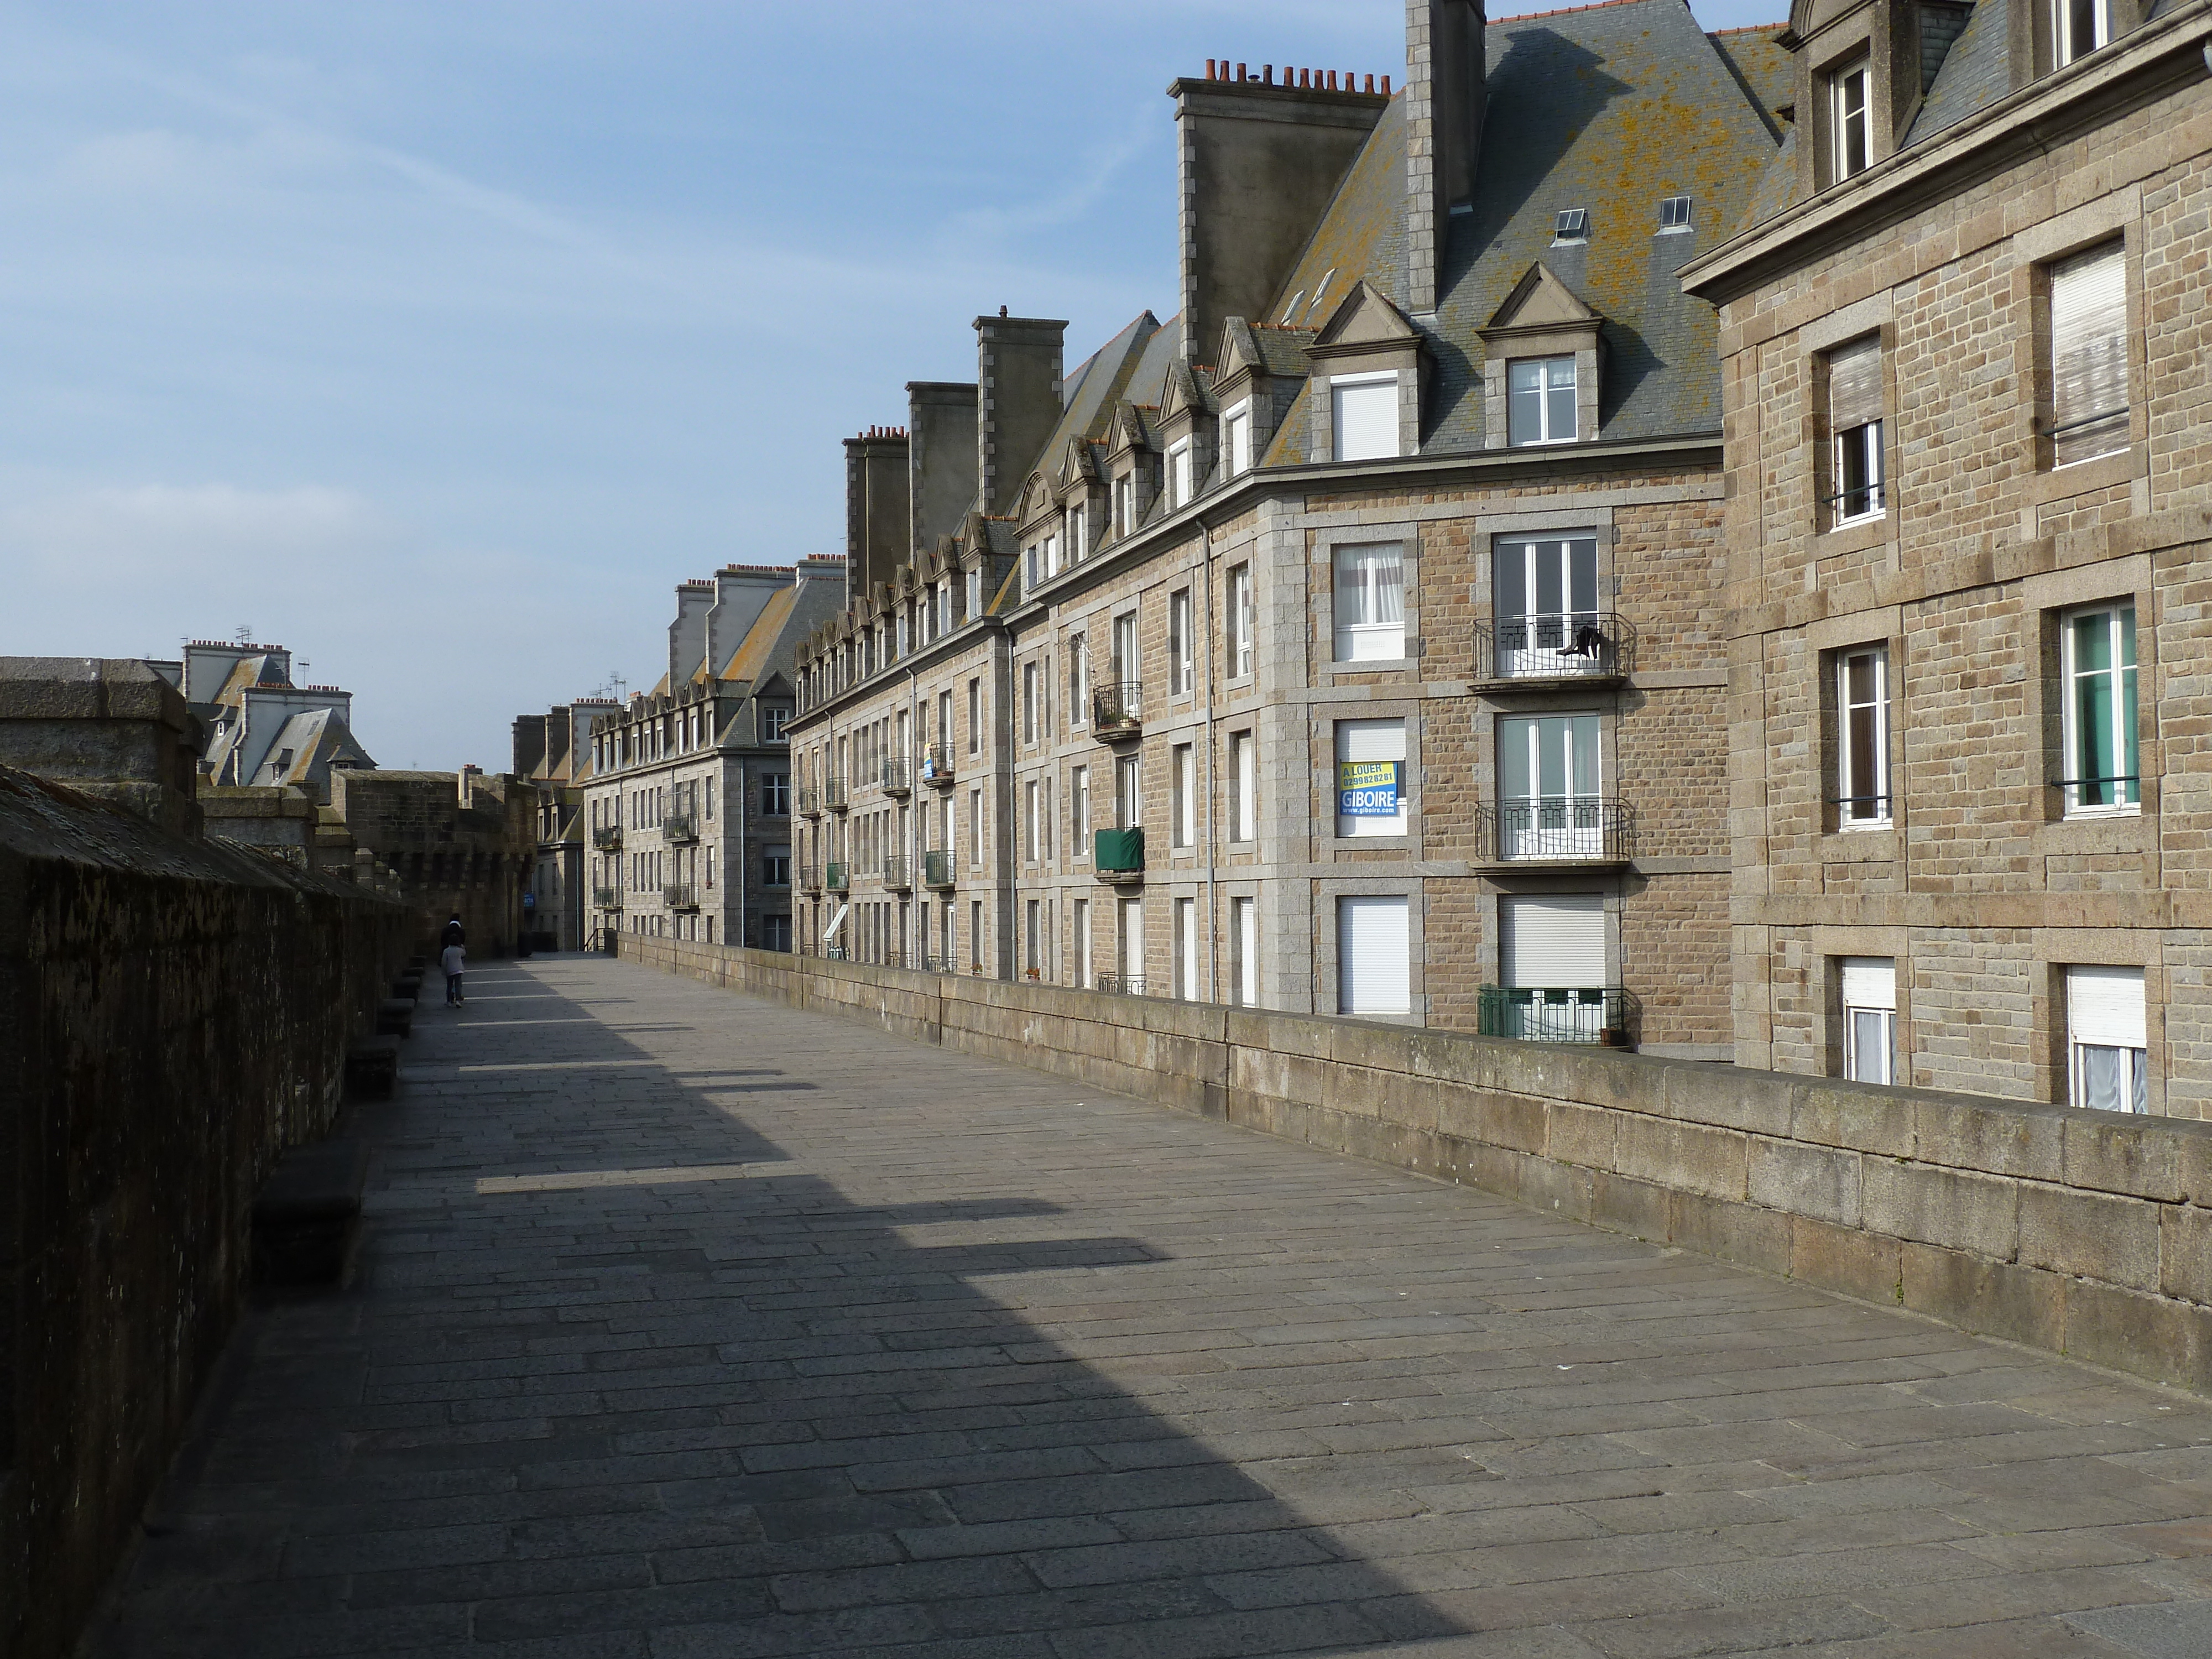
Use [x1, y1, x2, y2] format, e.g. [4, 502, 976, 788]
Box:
[1332, 377, 1399, 462]
[2068, 965, 2146, 1048]
[1840, 956, 1896, 1011]
[1828, 335, 1882, 429]
[1338, 895, 1411, 1015]
[1500, 894, 1604, 987]
[1337, 717, 1406, 764]
[2051, 241, 2127, 453]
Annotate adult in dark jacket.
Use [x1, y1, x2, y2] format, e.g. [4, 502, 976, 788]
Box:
[441, 914, 465, 952]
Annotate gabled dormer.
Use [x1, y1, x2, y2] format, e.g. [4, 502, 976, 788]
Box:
[1156, 362, 1217, 513]
[1477, 262, 1605, 448]
[1306, 280, 1424, 464]
[1103, 400, 1162, 542]
[1209, 317, 1310, 487]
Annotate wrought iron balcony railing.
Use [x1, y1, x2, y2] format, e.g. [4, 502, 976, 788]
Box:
[592, 826, 623, 851]
[824, 778, 848, 812]
[1095, 973, 1147, 997]
[797, 788, 823, 818]
[663, 882, 700, 912]
[880, 757, 911, 795]
[919, 743, 956, 786]
[1092, 682, 1143, 737]
[882, 854, 911, 890]
[1477, 985, 1636, 1048]
[663, 812, 699, 844]
[1472, 612, 1635, 684]
[923, 849, 956, 888]
[799, 863, 822, 892]
[825, 860, 849, 893]
[592, 886, 624, 910]
[1475, 798, 1634, 863]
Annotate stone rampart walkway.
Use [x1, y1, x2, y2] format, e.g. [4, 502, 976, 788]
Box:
[98, 956, 2212, 1657]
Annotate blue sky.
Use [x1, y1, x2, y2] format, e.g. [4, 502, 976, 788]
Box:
[0, 0, 1781, 771]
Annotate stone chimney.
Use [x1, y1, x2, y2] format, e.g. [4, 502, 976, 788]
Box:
[906, 383, 979, 557]
[1170, 68, 1389, 363]
[1406, 0, 1487, 317]
[974, 315, 1067, 518]
[511, 713, 547, 778]
[843, 427, 910, 608]
[667, 579, 715, 687]
[458, 764, 482, 810]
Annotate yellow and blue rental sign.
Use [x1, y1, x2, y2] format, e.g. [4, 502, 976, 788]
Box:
[1337, 759, 1401, 817]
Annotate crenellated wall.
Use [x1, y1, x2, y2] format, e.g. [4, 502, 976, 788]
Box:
[628, 936, 2212, 1401]
[0, 765, 409, 1659]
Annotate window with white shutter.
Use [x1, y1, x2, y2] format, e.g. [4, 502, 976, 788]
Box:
[1232, 895, 1258, 1006]
[2067, 965, 2147, 1112]
[2049, 242, 2128, 467]
[1839, 956, 1897, 1085]
[1827, 335, 1884, 523]
[1337, 895, 1411, 1015]
[1500, 894, 1605, 987]
[1331, 373, 1399, 462]
[1333, 544, 1405, 660]
[1224, 403, 1252, 476]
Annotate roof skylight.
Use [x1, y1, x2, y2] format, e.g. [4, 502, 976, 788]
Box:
[1553, 207, 1589, 242]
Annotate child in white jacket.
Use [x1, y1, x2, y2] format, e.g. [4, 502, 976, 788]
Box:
[441, 941, 466, 1005]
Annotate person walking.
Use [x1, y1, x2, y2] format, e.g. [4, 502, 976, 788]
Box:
[442, 937, 466, 1006]
[441, 912, 466, 952]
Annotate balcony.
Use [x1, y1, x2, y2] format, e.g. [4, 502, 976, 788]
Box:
[923, 849, 956, 889]
[825, 778, 849, 813]
[1092, 682, 1143, 739]
[664, 812, 700, 844]
[1471, 612, 1635, 690]
[1095, 973, 1147, 997]
[797, 788, 823, 818]
[919, 743, 956, 786]
[664, 882, 700, 912]
[591, 886, 624, 910]
[826, 861, 849, 893]
[799, 863, 822, 893]
[1478, 985, 1636, 1048]
[592, 826, 623, 852]
[881, 854, 911, 890]
[1473, 799, 1634, 865]
[1094, 826, 1145, 881]
[880, 757, 911, 796]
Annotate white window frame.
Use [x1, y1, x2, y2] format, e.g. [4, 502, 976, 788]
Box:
[1069, 636, 1088, 728]
[1114, 474, 1133, 538]
[1067, 504, 1086, 564]
[2068, 964, 2148, 1112]
[2058, 0, 2113, 65]
[1168, 441, 1192, 507]
[1227, 563, 1255, 679]
[1231, 895, 1258, 1008]
[1172, 743, 1195, 849]
[1837, 647, 1891, 828]
[1229, 731, 1257, 843]
[1830, 56, 1871, 180]
[1332, 544, 1406, 662]
[2059, 602, 2140, 817]
[1168, 589, 1192, 695]
[1224, 401, 1252, 477]
[1072, 765, 1089, 859]
[1833, 419, 1885, 525]
[1839, 957, 1897, 1086]
[1329, 370, 1400, 463]
[1507, 356, 1577, 446]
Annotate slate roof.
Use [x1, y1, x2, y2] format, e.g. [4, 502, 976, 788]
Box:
[1252, 0, 1782, 454]
[1905, 2, 2013, 145]
[717, 584, 799, 685]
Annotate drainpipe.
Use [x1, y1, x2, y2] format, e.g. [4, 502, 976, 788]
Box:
[906, 664, 919, 965]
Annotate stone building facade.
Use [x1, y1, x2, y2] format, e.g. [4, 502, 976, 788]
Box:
[576, 559, 843, 952]
[787, 0, 1791, 1056]
[1682, 0, 2212, 1107]
[328, 766, 537, 956]
[513, 698, 618, 950]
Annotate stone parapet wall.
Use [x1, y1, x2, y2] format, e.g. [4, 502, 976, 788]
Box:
[630, 936, 2212, 1399]
[0, 766, 409, 1659]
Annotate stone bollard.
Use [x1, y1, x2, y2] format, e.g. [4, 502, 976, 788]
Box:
[393, 971, 423, 1001]
[344, 1036, 401, 1100]
[374, 998, 414, 1038]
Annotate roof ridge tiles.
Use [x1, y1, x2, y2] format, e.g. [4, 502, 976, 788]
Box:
[1494, 0, 1660, 22]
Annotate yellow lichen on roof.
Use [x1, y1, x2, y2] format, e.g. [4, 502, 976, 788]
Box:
[1264, 95, 1407, 331]
[719, 584, 799, 683]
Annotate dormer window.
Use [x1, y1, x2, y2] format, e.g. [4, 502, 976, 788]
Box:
[967, 567, 982, 618]
[1224, 402, 1253, 477]
[1552, 208, 1588, 243]
[1657, 195, 1692, 232]
[1508, 357, 1577, 445]
[2058, 0, 2112, 64]
[1168, 440, 1193, 507]
[1331, 372, 1399, 462]
[1114, 474, 1134, 537]
[1066, 504, 1086, 564]
[1830, 58, 1871, 180]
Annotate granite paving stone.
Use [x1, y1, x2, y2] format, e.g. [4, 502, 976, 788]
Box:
[90, 956, 2212, 1656]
